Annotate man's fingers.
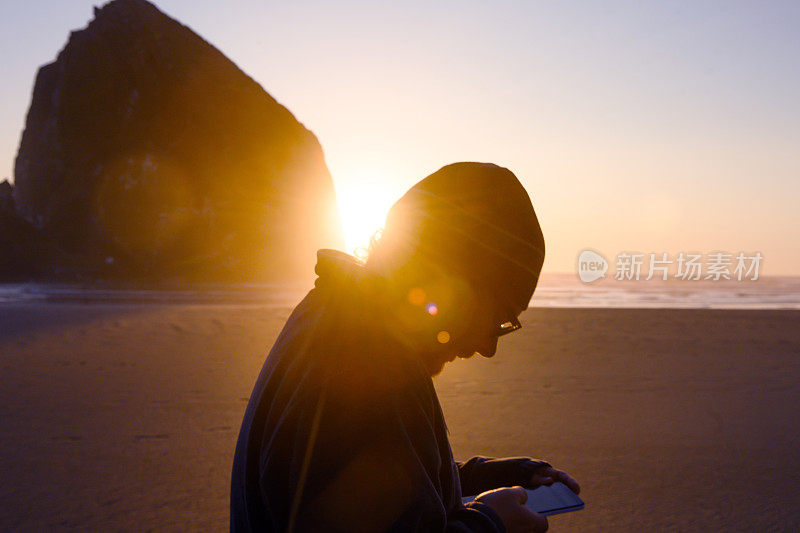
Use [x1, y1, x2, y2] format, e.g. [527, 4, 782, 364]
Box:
[519, 505, 548, 532]
[529, 466, 556, 485]
[531, 511, 549, 532]
[555, 472, 581, 494]
[530, 466, 582, 494]
[532, 466, 556, 478]
[510, 485, 528, 504]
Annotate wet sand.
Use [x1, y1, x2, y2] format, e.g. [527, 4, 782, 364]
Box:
[1, 302, 798, 530]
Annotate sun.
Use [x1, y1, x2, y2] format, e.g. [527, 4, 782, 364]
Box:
[336, 180, 398, 257]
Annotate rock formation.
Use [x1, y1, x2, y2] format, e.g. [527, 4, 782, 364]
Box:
[0, 179, 69, 280]
[11, 0, 342, 282]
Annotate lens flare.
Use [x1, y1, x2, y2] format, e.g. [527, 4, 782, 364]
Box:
[426, 303, 438, 315]
[437, 331, 450, 344]
[408, 287, 426, 306]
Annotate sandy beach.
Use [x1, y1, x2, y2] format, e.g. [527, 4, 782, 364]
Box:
[1, 300, 798, 531]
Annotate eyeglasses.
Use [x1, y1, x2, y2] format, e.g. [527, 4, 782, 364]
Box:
[495, 316, 522, 337]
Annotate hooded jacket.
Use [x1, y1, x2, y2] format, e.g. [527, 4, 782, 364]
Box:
[231, 250, 548, 532]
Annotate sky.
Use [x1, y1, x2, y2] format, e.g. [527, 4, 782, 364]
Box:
[2, 0, 799, 275]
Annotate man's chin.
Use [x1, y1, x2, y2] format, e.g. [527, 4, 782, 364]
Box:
[426, 353, 456, 376]
[426, 359, 447, 377]
[426, 351, 475, 376]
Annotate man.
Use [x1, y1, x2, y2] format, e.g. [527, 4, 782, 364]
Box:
[231, 162, 579, 532]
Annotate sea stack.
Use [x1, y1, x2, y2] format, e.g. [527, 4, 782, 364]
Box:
[12, 0, 343, 282]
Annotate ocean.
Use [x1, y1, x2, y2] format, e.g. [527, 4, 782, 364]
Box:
[1, 274, 798, 309]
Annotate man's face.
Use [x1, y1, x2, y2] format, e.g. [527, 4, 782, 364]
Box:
[424, 287, 523, 376]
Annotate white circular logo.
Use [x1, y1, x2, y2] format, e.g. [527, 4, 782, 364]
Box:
[577, 249, 608, 283]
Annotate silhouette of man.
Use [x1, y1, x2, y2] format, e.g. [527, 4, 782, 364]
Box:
[231, 162, 579, 532]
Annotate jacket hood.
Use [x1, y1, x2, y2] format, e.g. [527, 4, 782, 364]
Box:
[313, 249, 370, 291]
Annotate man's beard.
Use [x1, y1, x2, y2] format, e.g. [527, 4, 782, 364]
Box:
[426, 358, 447, 377]
[424, 350, 460, 377]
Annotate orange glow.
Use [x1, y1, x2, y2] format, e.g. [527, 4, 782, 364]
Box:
[335, 179, 396, 256]
[408, 287, 426, 306]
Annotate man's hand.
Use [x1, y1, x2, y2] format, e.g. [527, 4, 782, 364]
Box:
[528, 465, 581, 495]
[474, 486, 548, 533]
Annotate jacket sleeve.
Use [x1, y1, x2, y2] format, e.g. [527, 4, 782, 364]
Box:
[447, 502, 506, 532]
[290, 443, 507, 533]
[457, 456, 551, 497]
[281, 364, 508, 532]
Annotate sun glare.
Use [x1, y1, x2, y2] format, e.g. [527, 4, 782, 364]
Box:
[336, 181, 397, 257]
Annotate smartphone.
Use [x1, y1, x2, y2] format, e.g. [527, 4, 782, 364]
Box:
[462, 481, 585, 516]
